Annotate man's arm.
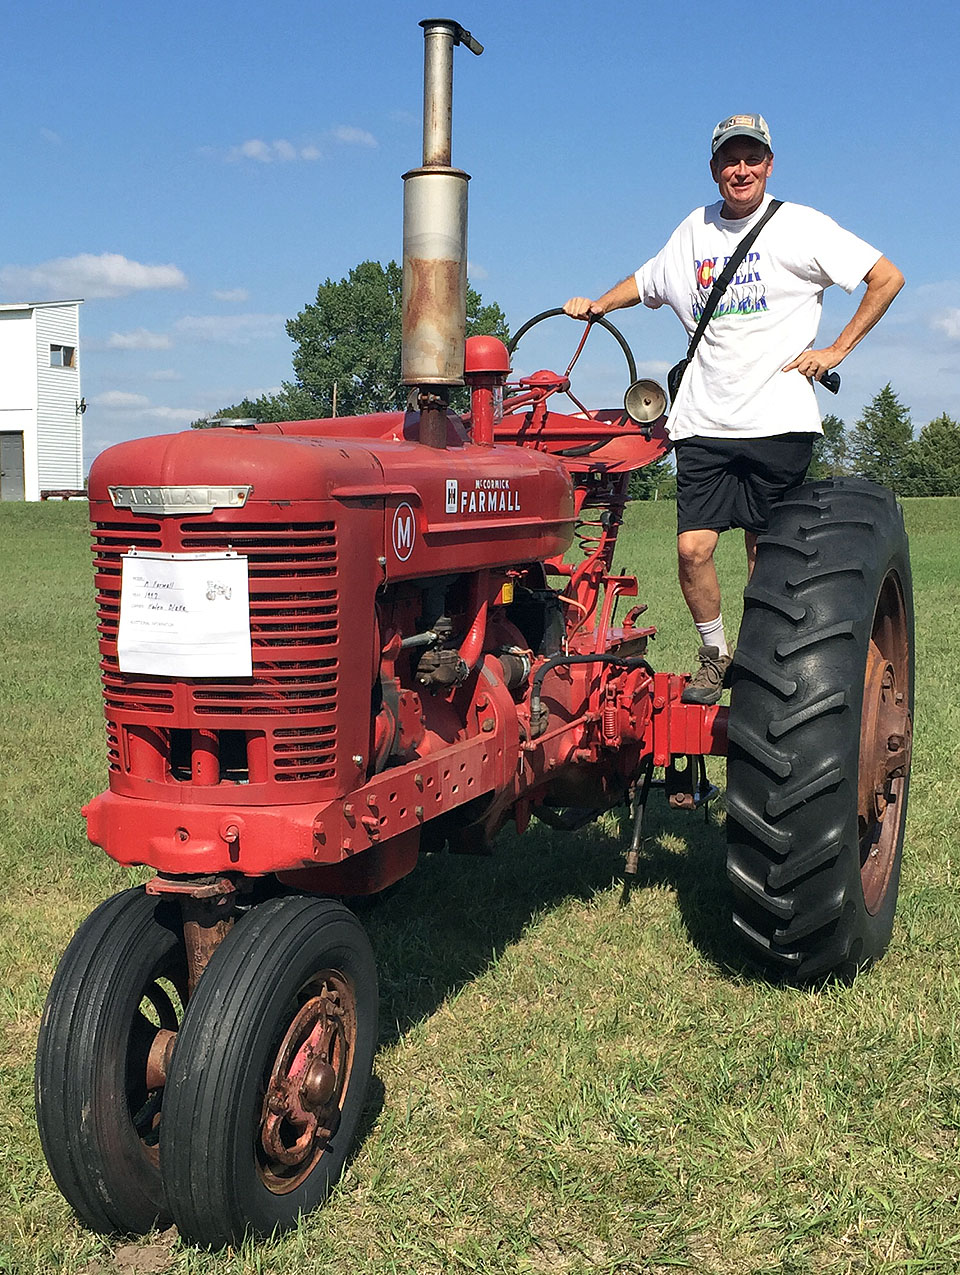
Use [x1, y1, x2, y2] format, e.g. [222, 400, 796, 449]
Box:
[783, 255, 905, 381]
[563, 275, 641, 320]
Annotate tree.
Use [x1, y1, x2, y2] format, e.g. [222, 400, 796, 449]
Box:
[203, 386, 318, 425]
[900, 412, 960, 496]
[808, 412, 848, 479]
[628, 455, 676, 500]
[849, 384, 913, 490]
[288, 260, 406, 416]
[210, 260, 508, 423]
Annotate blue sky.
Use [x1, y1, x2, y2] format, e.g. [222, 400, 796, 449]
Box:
[4, 0, 958, 469]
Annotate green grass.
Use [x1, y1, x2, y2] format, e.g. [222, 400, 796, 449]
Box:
[2, 498, 959, 1274]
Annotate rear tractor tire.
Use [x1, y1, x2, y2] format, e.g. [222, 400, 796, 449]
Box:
[725, 478, 913, 982]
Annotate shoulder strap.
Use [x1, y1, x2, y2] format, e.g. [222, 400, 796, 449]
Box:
[684, 198, 782, 360]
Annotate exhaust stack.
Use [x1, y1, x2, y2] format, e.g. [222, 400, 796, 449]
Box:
[402, 19, 482, 444]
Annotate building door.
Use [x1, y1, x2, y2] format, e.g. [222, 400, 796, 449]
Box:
[0, 432, 25, 500]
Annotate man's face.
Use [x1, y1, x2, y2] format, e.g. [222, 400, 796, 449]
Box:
[710, 137, 774, 218]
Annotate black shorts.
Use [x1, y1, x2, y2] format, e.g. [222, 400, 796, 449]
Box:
[675, 434, 815, 535]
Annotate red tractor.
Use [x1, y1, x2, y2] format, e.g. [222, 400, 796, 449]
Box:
[35, 19, 914, 1249]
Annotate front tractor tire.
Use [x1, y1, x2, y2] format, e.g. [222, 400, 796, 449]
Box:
[725, 478, 914, 983]
[160, 895, 378, 1247]
[35, 888, 188, 1234]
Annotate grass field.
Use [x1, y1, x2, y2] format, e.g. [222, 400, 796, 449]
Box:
[1, 497, 959, 1274]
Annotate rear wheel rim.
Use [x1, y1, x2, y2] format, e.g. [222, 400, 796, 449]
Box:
[858, 571, 912, 915]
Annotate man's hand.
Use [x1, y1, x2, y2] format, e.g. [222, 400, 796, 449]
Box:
[783, 345, 843, 381]
[563, 277, 640, 321]
[563, 297, 604, 320]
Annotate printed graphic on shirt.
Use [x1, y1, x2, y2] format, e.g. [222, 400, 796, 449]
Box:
[692, 250, 766, 320]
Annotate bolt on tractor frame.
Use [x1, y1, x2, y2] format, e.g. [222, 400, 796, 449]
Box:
[35, 17, 914, 1249]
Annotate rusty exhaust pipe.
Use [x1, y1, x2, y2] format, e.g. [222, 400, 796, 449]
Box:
[402, 19, 482, 447]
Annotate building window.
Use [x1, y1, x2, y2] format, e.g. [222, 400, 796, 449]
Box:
[50, 345, 76, 368]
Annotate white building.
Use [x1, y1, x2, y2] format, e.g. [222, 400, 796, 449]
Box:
[0, 299, 84, 500]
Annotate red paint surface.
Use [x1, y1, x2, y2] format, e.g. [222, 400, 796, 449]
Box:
[85, 403, 724, 893]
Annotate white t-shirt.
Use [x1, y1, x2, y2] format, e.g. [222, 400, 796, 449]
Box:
[634, 194, 881, 441]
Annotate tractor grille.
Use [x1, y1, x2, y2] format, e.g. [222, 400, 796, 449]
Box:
[92, 517, 341, 786]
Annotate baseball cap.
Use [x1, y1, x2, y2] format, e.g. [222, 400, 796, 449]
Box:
[711, 113, 772, 155]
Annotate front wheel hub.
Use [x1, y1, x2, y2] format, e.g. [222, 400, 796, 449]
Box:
[258, 978, 352, 1191]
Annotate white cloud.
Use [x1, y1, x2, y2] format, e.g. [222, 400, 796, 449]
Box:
[221, 384, 284, 403]
[212, 287, 249, 303]
[88, 393, 201, 424]
[931, 309, 960, 342]
[86, 435, 116, 454]
[0, 252, 187, 300]
[467, 261, 488, 281]
[40, 127, 62, 145]
[227, 138, 321, 163]
[330, 125, 377, 148]
[106, 327, 173, 350]
[142, 406, 202, 423]
[147, 369, 182, 382]
[91, 391, 151, 409]
[220, 129, 372, 164]
[232, 139, 273, 163]
[173, 313, 286, 346]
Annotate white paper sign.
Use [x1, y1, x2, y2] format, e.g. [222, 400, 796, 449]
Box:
[117, 551, 252, 677]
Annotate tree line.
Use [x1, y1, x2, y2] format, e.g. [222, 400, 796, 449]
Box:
[812, 385, 960, 497]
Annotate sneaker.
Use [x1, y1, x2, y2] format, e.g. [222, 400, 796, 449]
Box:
[681, 644, 733, 705]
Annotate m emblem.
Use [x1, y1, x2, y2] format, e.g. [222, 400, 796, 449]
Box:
[391, 503, 416, 562]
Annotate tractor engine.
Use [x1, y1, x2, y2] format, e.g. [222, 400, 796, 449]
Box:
[84, 395, 593, 890]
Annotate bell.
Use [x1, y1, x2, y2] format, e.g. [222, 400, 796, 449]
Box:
[623, 379, 667, 424]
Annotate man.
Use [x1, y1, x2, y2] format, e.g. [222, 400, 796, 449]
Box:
[564, 113, 904, 704]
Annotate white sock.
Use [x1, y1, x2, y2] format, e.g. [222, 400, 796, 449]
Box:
[695, 614, 728, 657]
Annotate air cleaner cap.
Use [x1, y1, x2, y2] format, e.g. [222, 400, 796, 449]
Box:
[464, 334, 510, 377]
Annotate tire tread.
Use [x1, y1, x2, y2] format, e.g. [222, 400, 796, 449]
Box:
[726, 477, 913, 982]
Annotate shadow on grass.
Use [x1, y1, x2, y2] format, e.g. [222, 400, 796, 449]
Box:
[359, 791, 758, 1052]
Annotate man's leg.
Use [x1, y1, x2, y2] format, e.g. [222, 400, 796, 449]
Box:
[677, 528, 721, 622]
[677, 527, 733, 704]
[744, 530, 758, 579]
[675, 438, 737, 705]
[737, 436, 814, 571]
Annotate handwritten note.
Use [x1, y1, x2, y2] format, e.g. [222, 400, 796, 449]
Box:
[117, 551, 252, 677]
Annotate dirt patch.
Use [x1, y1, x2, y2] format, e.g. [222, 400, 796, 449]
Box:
[113, 1242, 172, 1275]
[80, 1228, 177, 1275]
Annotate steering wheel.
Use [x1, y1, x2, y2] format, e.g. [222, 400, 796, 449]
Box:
[506, 307, 638, 417]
